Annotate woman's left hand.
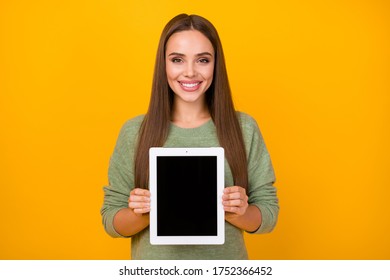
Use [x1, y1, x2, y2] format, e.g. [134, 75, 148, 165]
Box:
[222, 186, 248, 217]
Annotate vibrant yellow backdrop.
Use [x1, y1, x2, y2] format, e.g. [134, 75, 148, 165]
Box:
[1, 0, 389, 259]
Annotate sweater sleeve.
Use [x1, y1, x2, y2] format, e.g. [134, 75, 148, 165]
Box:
[240, 113, 279, 234]
[100, 118, 141, 238]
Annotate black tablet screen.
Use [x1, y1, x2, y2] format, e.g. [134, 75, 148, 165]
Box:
[156, 156, 218, 236]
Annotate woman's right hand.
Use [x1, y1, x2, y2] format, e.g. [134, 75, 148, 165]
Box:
[128, 188, 151, 214]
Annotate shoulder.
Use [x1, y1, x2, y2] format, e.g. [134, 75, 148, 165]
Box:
[115, 115, 145, 148]
[120, 115, 145, 135]
[122, 114, 145, 129]
[236, 111, 266, 151]
[236, 111, 260, 134]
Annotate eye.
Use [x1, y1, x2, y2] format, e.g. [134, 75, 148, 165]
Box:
[198, 58, 210, 63]
[171, 57, 183, 63]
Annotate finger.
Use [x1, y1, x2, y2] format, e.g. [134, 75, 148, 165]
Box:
[128, 202, 150, 209]
[224, 186, 245, 194]
[223, 199, 247, 207]
[129, 195, 150, 202]
[133, 207, 150, 214]
[224, 206, 239, 213]
[131, 188, 151, 196]
[132, 188, 151, 196]
[222, 192, 248, 203]
[222, 192, 242, 200]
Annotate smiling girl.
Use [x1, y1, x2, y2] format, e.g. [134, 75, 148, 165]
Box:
[101, 14, 279, 260]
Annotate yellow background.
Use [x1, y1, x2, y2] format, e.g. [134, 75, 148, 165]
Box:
[1, 0, 389, 259]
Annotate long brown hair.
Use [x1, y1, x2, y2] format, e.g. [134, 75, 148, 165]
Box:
[134, 14, 248, 192]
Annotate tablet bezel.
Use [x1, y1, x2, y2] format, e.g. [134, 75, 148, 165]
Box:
[149, 147, 225, 245]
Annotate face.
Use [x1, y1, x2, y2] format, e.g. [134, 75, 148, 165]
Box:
[165, 30, 215, 105]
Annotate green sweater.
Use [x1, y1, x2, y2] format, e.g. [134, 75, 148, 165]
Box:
[101, 112, 279, 259]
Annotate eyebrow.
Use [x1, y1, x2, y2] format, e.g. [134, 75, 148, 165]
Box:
[167, 52, 213, 57]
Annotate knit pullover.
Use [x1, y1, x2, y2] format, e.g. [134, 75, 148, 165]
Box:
[101, 112, 279, 259]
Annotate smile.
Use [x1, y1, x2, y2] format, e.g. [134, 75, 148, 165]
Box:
[181, 82, 200, 88]
[178, 81, 202, 91]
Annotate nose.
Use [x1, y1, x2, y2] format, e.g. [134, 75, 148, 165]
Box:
[184, 62, 196, 77]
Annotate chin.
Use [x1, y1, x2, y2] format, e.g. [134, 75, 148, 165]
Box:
[173, 89, 205, 103]
[177, 95, 204, 104]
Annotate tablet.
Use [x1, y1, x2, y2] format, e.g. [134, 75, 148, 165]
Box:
[149, 147, 225, 245]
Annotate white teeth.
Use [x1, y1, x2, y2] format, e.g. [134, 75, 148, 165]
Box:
[181, 82, 199, 88]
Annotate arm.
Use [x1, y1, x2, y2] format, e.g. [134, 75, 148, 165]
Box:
[100, 117, 150, 238]
[225, 113, 279, 234]
[113, 188, 150, 237]
[245, 122, 279, 234]
[113, 209, 149, 237]
[223, 185, 262, 232]
[226, 206, 262, 233]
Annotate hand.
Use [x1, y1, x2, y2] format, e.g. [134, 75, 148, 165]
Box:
[222, 186, 248, 218]
[128, 188, 150, 214]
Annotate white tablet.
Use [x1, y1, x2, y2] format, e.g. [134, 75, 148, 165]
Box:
[149, 147, 225, 245]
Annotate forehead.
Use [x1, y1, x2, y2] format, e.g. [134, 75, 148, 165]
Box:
[165, 30, 214, 54]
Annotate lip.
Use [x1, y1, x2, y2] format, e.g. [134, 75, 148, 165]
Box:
[178, 80, 202, 92]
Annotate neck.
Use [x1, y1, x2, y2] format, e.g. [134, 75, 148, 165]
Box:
[171, 98, 210, 128]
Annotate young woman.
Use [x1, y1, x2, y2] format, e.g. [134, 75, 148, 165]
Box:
[101, 14, 279, 259]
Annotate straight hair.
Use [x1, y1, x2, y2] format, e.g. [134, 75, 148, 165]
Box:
[134, 14, 249, 192]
